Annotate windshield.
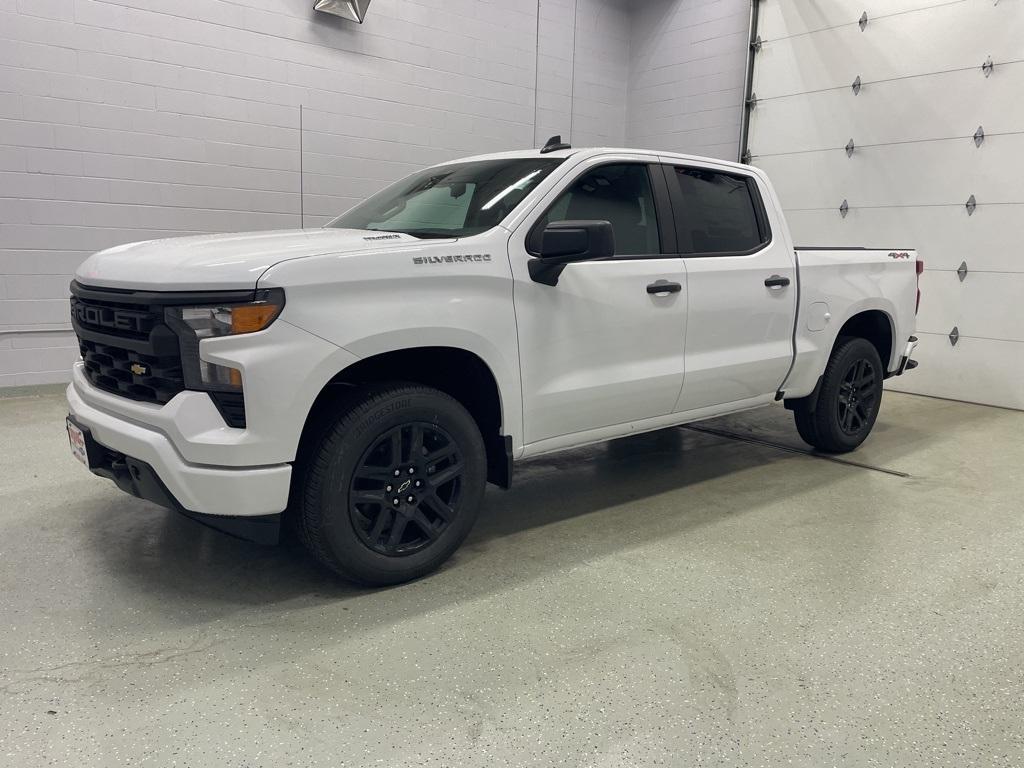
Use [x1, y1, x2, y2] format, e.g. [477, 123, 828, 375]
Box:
[326, 158, 564, 238]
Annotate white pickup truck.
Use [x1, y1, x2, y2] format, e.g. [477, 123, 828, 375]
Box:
[66, 139, 920, 585]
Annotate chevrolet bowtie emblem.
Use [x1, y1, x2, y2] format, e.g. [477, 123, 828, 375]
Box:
[130, 363, 149, 376]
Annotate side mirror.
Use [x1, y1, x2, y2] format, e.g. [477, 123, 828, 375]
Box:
[528, 220, 615, 286]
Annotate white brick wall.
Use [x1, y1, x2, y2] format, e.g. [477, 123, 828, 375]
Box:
[626, 0, 749, 160]
[1, 0, 748, 385]
[534, 0, 629, 148]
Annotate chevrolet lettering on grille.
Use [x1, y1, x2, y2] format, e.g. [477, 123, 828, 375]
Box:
[72, 301, 150, 334]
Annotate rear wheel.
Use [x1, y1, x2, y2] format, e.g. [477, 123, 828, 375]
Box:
[295, 384, 486, 586]
[791, 337, 884, 453]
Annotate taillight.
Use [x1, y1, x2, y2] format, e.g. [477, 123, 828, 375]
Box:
[915, 258, 924, 314]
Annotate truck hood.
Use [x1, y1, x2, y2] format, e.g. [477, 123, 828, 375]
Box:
[74, 229, 424, 291]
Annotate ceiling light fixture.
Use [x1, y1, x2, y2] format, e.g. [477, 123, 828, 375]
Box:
[313, 0, 371, 23]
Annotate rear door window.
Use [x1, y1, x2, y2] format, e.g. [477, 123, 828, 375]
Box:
[669, 167, 769, 255]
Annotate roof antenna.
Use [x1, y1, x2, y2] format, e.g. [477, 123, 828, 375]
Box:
[540, 134, 571, 154]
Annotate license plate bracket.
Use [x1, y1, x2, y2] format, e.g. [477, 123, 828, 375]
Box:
[66, 416, 99, 469]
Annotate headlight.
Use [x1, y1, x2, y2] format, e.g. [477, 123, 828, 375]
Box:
[166, 288, 284, 391]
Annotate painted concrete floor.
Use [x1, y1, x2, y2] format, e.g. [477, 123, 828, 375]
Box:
[1, 387, 1022, 767]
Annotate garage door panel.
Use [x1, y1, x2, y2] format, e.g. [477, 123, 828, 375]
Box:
[886, 333, 1024, 411]
[753, 0, 1023, 408]
[749, 63, 1024, 155]
[758, 0, 962, 41]
[785, 206, 1024, 273]
[915, 272, 961, 336]
[756, 134, 1024, 209]
[916, 272, 1024, 341]
[754, 3, 1022, 98]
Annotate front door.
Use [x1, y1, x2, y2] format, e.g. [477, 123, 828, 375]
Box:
[663, 162, 797, 412]
[509, 157, 687, 447]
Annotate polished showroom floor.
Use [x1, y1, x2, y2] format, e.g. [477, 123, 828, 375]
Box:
[1, 386, 1021, 767]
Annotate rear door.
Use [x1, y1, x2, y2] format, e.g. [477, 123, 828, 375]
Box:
[663, 161, 797, 412]
[508, 156, 687, 446]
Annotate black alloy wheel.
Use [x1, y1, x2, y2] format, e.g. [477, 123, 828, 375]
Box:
[836, 358, 878, 436]
[294, 384, 486, 586]
[349, 422, 465, 556]
[791, 336, 884, 453]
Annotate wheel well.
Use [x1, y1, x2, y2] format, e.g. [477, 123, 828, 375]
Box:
[837, 310, 893, 370]
[784, 310, 895, 412]
[300, 347, 511, 488]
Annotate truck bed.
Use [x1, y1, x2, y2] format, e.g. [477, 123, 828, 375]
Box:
[779, 247, 920, 399]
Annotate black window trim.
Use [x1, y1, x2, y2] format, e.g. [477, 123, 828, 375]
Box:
[525, 161, 679, 260]
[663, 163, 773, 259]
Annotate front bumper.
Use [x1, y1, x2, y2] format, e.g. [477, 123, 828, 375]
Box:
[68, 416, 281, 543]
[67, 374, 292, 524]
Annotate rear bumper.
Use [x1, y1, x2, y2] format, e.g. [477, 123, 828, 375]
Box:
[67, 377, 291, 525]
[889, 335, 919, 377]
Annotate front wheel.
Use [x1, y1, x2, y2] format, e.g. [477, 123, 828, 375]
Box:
[791, 337, 884, 453]
[295, 384, 487, 586]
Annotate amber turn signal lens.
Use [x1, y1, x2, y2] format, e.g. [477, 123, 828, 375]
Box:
[230, 303, 282, 334]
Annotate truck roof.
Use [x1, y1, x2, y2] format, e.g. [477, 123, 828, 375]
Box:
[436, 146, 753, 173]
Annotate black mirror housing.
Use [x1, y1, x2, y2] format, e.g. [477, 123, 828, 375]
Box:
[538, 220, 614, 259]
[529, 220, 615, 285]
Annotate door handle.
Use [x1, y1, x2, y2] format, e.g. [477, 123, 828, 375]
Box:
[647, 280, 682, 295]
[764, 275, 791, 288]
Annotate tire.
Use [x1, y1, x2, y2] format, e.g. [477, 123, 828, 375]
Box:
[791, 337, 884, 453]
[295, 383, 486, 586]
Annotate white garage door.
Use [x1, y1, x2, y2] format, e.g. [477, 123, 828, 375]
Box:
[747, 0, 1024, 410]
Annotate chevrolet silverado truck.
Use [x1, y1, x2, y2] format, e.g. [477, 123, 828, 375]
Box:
[65, 138, 920, 585]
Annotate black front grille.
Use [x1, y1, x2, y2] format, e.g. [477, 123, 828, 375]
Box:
[78, 337, 185, 404]
[71, 291, 185, 405]
[70, 282, 252, 427]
